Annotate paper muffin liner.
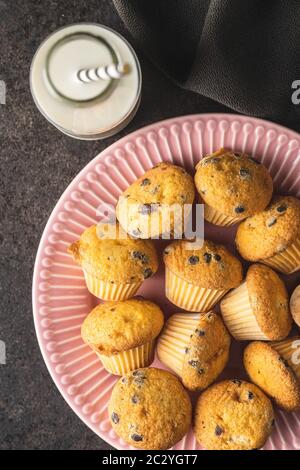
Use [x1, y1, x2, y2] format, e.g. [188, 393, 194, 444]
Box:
[165, 267, 228, 312]
[272, 337, 300, 379]
[220, 281, 269, 340]
[156, 313, 201, 376]
[83, 269, 142, 301]
[261, 238, 300, 274]
[96, 339, 155, 375]
[204, 203, 242, 227]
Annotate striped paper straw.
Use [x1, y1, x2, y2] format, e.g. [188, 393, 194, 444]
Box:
[77, 63, 130, 83]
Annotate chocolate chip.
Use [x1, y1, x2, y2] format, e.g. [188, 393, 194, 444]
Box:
[233, 152, 242, 158]
[201, 157, 220, 165]
[267, 217, 277, 227]
[132, 370, 144, 377]
[185, 347, 189, 354]
[134, 378, 145, 387]
[214, 254, 221, 261]
[132, 370, 146, 386]
[235, 206, 245, 214]
[132, 251, 149, 264]
[215, 425, 224, 436]
[188, 360, 199, 368]
[198, 330, 205, 337]
[239, 168, 251, 179]
[131, 433, 143, 442]
[277, 204, 287, 213]
[110, 308, 116, 312]
[232, 379, 242, 385]
[188, 360, 204, 374]
[188, 255, 199, 265]
[121, 377, 127, 384]
[203, 252, 212, 263]
[140, 178, 151, 187]
[164, 248, 170, 255]
[143, 268, 153, 279]
[139, 203, 159, 215]
[248, 391, 254, 400]
[111, 412, 119, 424]
[131, 395, 139, 404]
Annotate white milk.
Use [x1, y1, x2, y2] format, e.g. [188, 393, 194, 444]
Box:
[30, 24, 142, 140]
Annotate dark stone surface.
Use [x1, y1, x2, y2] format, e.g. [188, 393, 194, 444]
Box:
[0, 0, 299, 450]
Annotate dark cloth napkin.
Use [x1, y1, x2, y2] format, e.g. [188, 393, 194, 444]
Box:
[113, 0, 300, 121]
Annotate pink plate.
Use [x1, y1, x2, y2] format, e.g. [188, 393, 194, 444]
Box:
[33, 114, 300, 450]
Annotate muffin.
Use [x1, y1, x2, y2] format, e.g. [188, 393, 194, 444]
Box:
[194, 380, 274, 450]
[220, 264, 292, 341]
[108, 367, 192, 449]
[157, 311, 231, 391]
[194, 148, 273, 226]
[68, 223, 158, 300]
[163, 239, 243, 312]
[81, 298, 164, 375]
[236, 195, 300, 274]
[290, 285, 300, 327]
[244, 339, 300, 411]
[116, 162, 195, 239]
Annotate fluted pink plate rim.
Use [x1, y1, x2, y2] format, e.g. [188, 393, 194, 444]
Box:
[32, 113, 300, 450]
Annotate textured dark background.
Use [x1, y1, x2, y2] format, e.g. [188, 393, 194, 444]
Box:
[0, 0, 299, 450]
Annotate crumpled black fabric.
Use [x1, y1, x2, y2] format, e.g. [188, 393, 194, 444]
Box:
[113, 0, 300, 121]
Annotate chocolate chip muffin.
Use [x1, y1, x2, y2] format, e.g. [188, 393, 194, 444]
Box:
[220, 264, 292, 341]
[163, 239, 243, 312]
[157, 311, 231, 391]
[194, 380, 274, 450]
[68, 223, 158, 300]
[81, 298, 164, 375]
[244, 339, 300, 411]
[108, 367, 192, 449]
[236, 195, 300, 274]
[194, 148, 273, 226]
[116, 162, 195, 239]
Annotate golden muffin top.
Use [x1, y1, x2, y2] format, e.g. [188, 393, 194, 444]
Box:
[244, 340, 300, 412]
[116, 162, 195, 238]
[108, 367, 192, 450]
[194, 379, 274, 450]
[81, 298, 164, 355]
[163, 239, 243, 289]
[236, 196, 300, 260]
[181, 312, 230, 391]
[194, 148, 273, 218]
[245, 264, 292, 340]
[67, 224, 158, 283]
